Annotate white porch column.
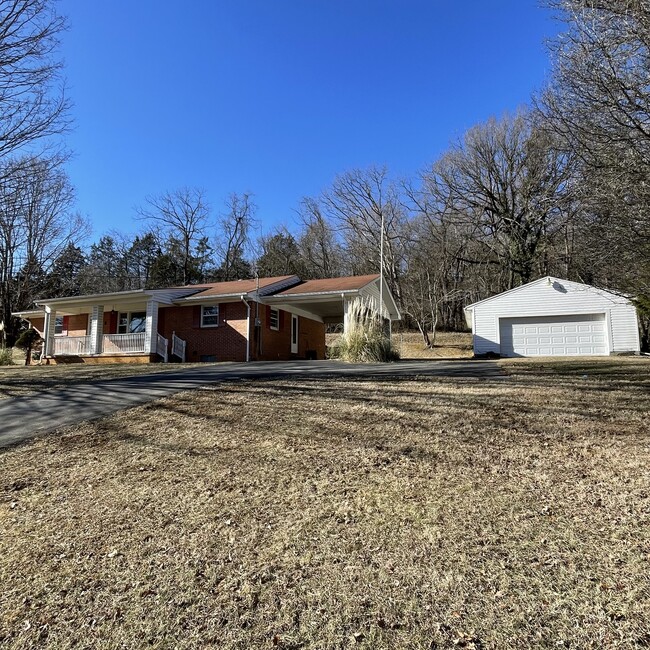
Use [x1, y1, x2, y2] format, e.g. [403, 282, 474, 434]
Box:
[145, 300, 159, 354]
[89, 305, 104, 354]
[43, 306, 56, 357]
[342, 298, 350, 335]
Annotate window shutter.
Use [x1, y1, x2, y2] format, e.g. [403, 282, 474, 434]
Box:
[62, 316, 69, 335]
[266, 305, 271, 329]
[193, 306, 201, 328]
[279, 309, 285, 329]
[219, 303, 225, 324]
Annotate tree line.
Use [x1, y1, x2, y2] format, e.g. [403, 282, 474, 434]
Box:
[0, 0, 648, 349]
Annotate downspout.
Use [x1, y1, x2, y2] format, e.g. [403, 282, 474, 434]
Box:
[241, 295, 251, 362]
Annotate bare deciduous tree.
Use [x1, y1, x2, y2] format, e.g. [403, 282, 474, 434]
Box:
[538, 0, 650, 298]
[215, 192, 255, 281]
[420, 112, 575, 289]
[137, 187, 209, 285]
[0, 155, 86, 344]
[297, 197, 344, 278]
[0, 0, 70, 161]
[320, 166, 406, 305]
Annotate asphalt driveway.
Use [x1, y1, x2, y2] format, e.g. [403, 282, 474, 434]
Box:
[0, 360, 504, 448]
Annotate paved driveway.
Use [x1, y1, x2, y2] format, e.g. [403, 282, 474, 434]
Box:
[0, 360, 504, 448]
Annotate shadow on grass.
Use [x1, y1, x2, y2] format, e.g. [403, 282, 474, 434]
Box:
[1, 359, 648, 453]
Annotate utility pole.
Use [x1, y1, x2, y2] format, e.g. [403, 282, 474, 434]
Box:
[379, 210, 385, 321]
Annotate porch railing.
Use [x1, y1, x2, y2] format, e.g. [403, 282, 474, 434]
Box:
[171, 331, 186, 362]
[156, 333, 168, 362]
[102, 332, 146, 354]
[54, 335, 92, 356]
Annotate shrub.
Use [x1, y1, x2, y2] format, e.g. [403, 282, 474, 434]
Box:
[15, 328, 42, 365]
[0, 347, 13, 366]
[330, 298, 399, 363]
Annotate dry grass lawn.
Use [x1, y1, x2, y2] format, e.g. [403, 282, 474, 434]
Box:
[1, 359, 649, 648]
[326, 331, 474, 360]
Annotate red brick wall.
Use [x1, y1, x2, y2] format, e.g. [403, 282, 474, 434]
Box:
[297, 315, 326, 359]
[159, 301, 249, 362]
[66, 314, 89, 336]
[32, 314, 88, 338]
[254, 305, 326, 360]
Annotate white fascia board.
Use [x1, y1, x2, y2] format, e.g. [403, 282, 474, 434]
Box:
[265, 303, 324, 323]
[36, 289, 152, 308]
[175, 292, 252, 303]
[264, 289, 359, 301]
[464, 277, 552, 310]
[12, 309, 44, 318]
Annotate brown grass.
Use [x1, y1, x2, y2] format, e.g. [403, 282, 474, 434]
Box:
[327, 331, 473, 360]
[0, 362, 209, 400]
[1, 361, 649, 648]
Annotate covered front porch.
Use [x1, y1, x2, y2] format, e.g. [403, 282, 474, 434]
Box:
[35, 290, 187, 363]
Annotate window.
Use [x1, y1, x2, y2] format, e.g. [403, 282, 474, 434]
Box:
[118, 311, 146, 334]
[201, 305, 219, 327]
[54, 316, 65, 335]
[269, 308, 279, 331]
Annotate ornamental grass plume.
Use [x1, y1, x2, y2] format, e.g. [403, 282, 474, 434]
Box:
[330, 298, 399, 362]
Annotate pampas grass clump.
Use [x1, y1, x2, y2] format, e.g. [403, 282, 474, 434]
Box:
[331, 298, 399, 363]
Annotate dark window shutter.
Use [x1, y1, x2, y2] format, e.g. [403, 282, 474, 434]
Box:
[279, 309, 285, 329]
[219, 303, 225, 324]
[266, 305, 271, 329]
[193, 305, 202, 328]
[62, 316, 69, 334]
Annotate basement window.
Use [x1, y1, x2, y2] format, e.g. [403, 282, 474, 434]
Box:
[201, 305, 219, 327]
[269, 308, 279, 331]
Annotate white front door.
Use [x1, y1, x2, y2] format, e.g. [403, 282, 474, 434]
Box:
[291, 314, 299, 354]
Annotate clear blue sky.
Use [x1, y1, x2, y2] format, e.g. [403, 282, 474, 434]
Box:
[58, 0, 559, 240]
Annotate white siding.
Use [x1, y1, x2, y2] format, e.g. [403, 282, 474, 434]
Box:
[360, 280, 383, 316]
[470, 278, 639, 356]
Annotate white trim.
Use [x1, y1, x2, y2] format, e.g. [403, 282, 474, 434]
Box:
[471, 306, 476, 353]
[200, 304, 220, 328]
[43, 307, 55, 357]
[262, 303, 324, 324]
[291, 314, 299, 354]
[89, 305, 104, 355]
[145, 300, 158, 354]
[605, 309, 614, 355]
[117, 310, 147, 335]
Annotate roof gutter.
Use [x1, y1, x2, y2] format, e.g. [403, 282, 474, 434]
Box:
[35, 289, 151, 307]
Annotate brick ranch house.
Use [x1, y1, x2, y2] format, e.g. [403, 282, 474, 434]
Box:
[13, 274, 400, 364]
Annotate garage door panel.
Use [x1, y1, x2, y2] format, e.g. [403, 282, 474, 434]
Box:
[500, 314, 608, 357]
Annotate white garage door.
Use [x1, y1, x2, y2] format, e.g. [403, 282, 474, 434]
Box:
[499, 314, 608, 357]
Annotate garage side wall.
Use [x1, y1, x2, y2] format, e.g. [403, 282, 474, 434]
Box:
[473, 279, 640, 356]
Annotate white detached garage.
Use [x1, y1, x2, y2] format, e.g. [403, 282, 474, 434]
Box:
[464, 277, 640, 357]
